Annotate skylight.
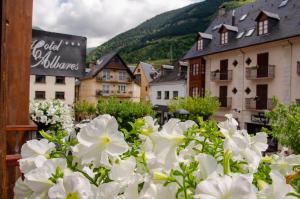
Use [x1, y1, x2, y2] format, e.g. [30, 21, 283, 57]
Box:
[240, 14, 248, 21]
[236, 32, 245, 39]
[245, 29, 255, 37]
[279, 0, 289, 8]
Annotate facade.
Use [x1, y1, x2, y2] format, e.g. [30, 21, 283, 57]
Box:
[79, 52, 139, 104]
[30, 75, 76, 105]
[150, 65, 187, 106]
[133, 62, 158, 102]
[183, 0, 300, 133]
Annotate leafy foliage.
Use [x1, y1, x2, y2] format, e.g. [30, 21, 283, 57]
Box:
[96, 97, 155, 130]
[168, 94, 220, 122]
[87, 0, 252, 64]
[74, 100, 97, 121]
[265, 97, 300, 154]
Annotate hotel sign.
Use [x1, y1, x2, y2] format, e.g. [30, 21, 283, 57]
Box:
[31, 29, 86, 77]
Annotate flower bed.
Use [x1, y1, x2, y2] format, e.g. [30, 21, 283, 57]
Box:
[14, 113, 300, 198]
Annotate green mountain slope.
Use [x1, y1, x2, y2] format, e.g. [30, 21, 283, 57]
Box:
[87, 0, 254, 65]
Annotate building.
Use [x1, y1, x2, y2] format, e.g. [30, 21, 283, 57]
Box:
[183, 0, 300, 133]
[133, 62, 158, 102]
[78, 52, 140, 104]
[30, 29, 86, 105]
[149, 65, 187, 121]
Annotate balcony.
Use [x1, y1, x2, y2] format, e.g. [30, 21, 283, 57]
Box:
[297, 64, 300, 76]
[218, 97, 232, 109]
[245, 98, 273, 110]
[246, 65, 275, 80]
[96, 75, 132, 83]
[210, 70, 233, 82]
[95, 90, 110, 97]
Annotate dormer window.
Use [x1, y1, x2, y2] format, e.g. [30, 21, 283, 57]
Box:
[258, 19, 268, 35]
[221, 32, 228, 45]
[197, 39, 203, 51]
[255, 10, 280, 36]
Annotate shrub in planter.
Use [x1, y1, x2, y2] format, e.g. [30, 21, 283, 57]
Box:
[15, 114, 300, 199]
[168, 93, 220, 122]
[96, 97, 155, 130]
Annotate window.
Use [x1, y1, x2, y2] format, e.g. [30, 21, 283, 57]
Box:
[102, 85, 110, 94]
[55, 92, 65, 100]
[245, 28, 255, 37]
[258, 20, 268, 35]
[137, 69, 141, 73]
[192, 87, 198, 97]
[55, 76, 65, 84]
[173, 91, 179, 99]
[35, 91, 45, 100]
[118, 84, 126, 93]
[35, 75, 46, 83]
[145, 86, 148, 91]
[119, 71, 126, 81]
[103, 70, 110, 81]
[164, 91, 169, 100]
[236, 32, 244, 39]
[192, 64, 199, 76]
[221, 32, 228, 45]
[157, 91, 161, 99]
[197, 39, 203, 51]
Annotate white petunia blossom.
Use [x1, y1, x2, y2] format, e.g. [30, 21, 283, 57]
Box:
[48, 172, 92, 199]
[195, 153, 218, 179]
[270, 154, 300, 176]
[19, 139, 55, 173]
[72, 114, 129, 166]
[194, 175, 257, 199]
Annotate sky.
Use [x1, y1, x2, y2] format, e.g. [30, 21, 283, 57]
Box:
[32, 0, 202, 48]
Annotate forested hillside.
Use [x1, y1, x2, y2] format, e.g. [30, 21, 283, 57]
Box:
[87, 0, 255, 65]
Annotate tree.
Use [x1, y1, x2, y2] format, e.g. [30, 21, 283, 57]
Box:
[265, 97, 300, 154]
[168, 93, 220, 122]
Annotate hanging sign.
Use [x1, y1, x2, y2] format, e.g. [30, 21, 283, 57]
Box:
[31, 29, 86, 77]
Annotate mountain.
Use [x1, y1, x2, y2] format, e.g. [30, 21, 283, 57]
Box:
[87, 0, 255, 66]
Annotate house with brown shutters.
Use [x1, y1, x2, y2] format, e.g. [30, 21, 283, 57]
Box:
[183, 0, 300, 133]
[78, 52, 140, 104]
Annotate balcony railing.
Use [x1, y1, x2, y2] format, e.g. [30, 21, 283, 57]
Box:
[210, 70, 233, 81]
[246, 65, 275, 80]
[245, 98, 273, 110]
[218, 97, 232, 109]
[297, 64, 300, 76]
[95, 90, 110, 97]
[96, 75, 132, 83]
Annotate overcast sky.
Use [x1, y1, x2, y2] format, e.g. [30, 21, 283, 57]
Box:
[33, 0, 202, 48]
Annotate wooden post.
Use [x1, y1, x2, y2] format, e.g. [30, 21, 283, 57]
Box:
[0, 0, 34, 198]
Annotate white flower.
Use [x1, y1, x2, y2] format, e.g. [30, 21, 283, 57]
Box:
[141, 116, 159, 136]
[19, 139, 55, 173]
[139, 181, 177, 199]
[270, 154, 300, 176]
[48, 172, 91, 199]
[94, 182, 121, 199]
[194, 175, 257, 199]
[72, 115, 129, 166]
[109, 157, 136, 182]
[195, 154, 218, 179]
[258, 171, 294, 199]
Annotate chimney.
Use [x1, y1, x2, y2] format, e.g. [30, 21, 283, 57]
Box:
[89, 62, 97, 72]
[232, 9, 236, 26]
[218, 5, 226, 17]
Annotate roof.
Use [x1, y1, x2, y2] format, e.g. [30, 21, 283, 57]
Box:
[219, 24, 238, 32]
[198, 32, 213, 40]
[150, 66, 186, 84]
[82, 52, 134, 79]
[183, 0, 299, 60]
[138, 62, 157, 82]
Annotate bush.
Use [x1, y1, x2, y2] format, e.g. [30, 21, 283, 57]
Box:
[265, 97, 300, 154]
[74, 101, 97, 121]
[96, 97, 155, 130]
[168, 93, 220, 122]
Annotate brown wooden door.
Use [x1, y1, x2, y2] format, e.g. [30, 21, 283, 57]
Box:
[220, 59, 228, 80]
[256, 84, 268, 109]
[219, 86, 227, 107]
[257, 53, 269, 78]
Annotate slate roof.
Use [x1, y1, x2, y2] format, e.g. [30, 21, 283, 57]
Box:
[183, 0, 300, 60]
[150, 66, 186, 84]
[138, 62, 157, 82]
[82, 52, 134, 79]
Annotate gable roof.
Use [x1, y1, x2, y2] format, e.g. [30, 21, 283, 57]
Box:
[183, 0, 300, 60]
[137, 62, 157, 82]
[82, 52, 134, 79]
[198, 32, 213, 40]
[150, 66, 186, 84]
[219, 24, 238, 32]
[256, 10, 281, 21]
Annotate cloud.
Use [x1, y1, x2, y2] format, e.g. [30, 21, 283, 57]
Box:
[33, 0, 201, 47]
